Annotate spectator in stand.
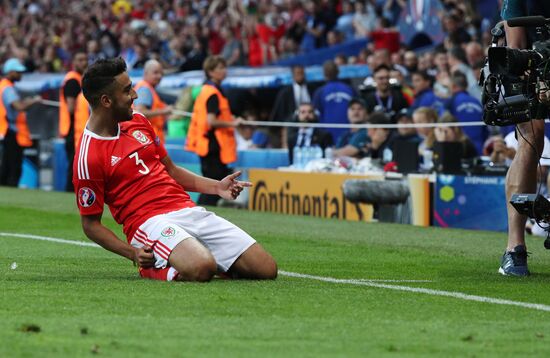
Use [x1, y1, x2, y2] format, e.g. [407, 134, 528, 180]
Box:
[362, 64, 409, 122]
[367, 17, 401, 54]
[119, 30, 137, 69]
[389, 66, 414, 105]
[333, 98, 369, 158]
[465, 41, 485, 68]
[134, 60, 173, 144]
[445, 70, 486, 155]
[363, 112, 394, 163]
[372, 48, 392, 68]
[287, 103, 333, 165]
[403, 50, 419, 75]
[352, 0, 378, 38]
[441, 10, 472, 46]
[410, 70, 447, 113]
[394, 109, 422, 144]
[87, 39, 106, 65]
[312, 60, 355, 142]
[326, 30, 343, 47]
[299, 0, 328, 53]
[132, 42, 150, 69]
[335, 0, 356, 41]
[219, 26, 244, 67]
[434, 112, 478, 160]
[412, 107, 438, 169]
[270, 65, 313, 123]
[447, 46, 480, 99]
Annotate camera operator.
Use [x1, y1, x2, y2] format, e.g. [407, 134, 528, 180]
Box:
[499, 0, 550, 276]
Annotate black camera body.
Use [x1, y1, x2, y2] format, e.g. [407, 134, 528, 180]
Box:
[481, 16, 550, 126]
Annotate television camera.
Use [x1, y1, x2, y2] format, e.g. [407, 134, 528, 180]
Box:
[481, 16, 550, 127]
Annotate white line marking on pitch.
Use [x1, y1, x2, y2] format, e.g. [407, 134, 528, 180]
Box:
[3, 232, 550, 313]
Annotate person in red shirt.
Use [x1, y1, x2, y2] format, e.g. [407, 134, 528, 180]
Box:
[74, 58, 277, 282]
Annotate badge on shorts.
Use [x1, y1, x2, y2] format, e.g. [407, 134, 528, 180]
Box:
[161, 226, 176, 237]
[78, 187, 96, 208]
[132, 130, 150, 145]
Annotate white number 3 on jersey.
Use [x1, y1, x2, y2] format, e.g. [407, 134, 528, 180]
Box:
[129, 152, 150, 175]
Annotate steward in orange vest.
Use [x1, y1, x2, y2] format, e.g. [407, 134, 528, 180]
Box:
[133, 60, 171, 144]
[0, 58, 41, 186]
[58, 52, 88, 191]
[185, 56, 241, 206]
[186, 83, 237, 164]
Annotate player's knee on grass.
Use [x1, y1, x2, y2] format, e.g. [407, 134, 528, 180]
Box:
[230, 243, 278, 280]
[169, 238, 217, 282]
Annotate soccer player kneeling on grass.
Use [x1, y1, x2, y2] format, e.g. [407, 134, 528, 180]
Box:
[73, 58, 277, 282]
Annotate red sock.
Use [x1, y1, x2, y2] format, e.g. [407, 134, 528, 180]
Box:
[139, 267, 179, 281]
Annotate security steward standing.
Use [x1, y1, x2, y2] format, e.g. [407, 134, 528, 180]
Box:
[134, 59, 172, 144]
[59, 51, 88, 191]
[186, 56, 242, 206]
[0, 58, 41, 187]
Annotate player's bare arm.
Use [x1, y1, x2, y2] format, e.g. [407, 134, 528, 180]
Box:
[81, 214, 155, 267]
[161, 155, 252, 200]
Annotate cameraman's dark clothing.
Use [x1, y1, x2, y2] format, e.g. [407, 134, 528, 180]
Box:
[501, 0, 550, 20]
[363, 90, 409, 122]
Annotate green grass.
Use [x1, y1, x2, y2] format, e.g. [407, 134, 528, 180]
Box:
[2, 187, 550, 357]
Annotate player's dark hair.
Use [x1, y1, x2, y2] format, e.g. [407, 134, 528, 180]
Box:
[82, 57, 127, 107]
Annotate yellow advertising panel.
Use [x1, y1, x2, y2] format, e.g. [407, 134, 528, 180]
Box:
[407, 174, 431, 227]
[248, 169, 384, 221]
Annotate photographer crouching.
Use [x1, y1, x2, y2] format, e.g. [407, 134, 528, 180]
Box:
[484, 1, 550, 276]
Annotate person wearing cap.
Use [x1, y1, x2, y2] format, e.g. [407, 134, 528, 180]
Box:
[363, 111, 395, 162]
[333, 97, 369, 159]
[395, 109, 421, 144]
[0, 58, 41, 186]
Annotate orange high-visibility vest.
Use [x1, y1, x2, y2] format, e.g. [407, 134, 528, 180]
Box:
[73, 92, 90, 146]
[134, 80, 167, 143]
[58, 70, 83, 138]
[0, 78, 32, 147]
[185, 84, 236, 164]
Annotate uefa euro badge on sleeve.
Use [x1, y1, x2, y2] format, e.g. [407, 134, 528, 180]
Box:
[78, 187, 96, 208]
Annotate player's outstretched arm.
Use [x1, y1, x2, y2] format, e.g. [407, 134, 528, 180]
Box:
[81, 214, 155, 267]
[161, 155, 251, 200]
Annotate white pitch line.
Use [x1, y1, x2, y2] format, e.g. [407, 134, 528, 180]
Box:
[0, 232, 100, 247]
[279, 271, 550, 312]
[3, 231, 550, 313]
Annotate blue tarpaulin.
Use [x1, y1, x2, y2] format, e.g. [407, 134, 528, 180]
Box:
[16, 64, 372, 93]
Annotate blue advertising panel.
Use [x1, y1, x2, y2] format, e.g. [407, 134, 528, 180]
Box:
[433, 175, 508, 232]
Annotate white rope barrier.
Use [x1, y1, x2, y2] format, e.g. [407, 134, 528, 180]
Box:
[39, 98, 493, 129]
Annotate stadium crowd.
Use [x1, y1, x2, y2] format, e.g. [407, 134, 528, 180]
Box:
[0, 0, 490, 71]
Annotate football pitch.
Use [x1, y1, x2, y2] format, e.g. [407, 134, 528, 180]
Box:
[2, 187, 550, 357]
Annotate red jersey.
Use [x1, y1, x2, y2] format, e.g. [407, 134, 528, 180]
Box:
[73, 112, 195, 242]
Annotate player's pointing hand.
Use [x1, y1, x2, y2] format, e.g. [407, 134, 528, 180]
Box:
[218, 171, 252, 200]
